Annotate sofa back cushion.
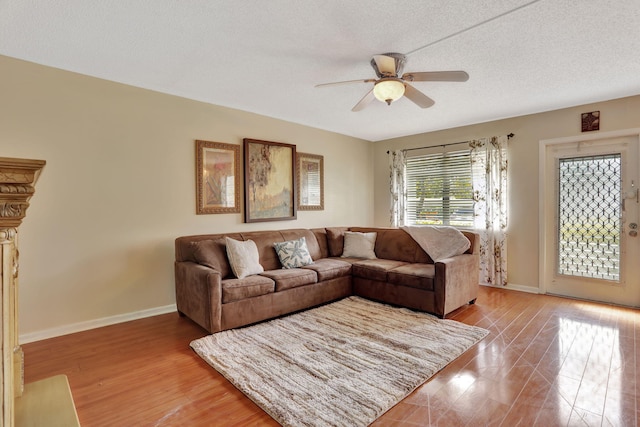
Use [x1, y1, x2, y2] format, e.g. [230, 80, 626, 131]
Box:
[176, 227, 476, 273]
[326, 227, 349, 257]
[239, 229, 322, 271]
[176, 229, 324, 273]
[176, 232, 243, 263]
[280, 229, 323, 260]
[350, 227, 476, 263]
[310, 228, 330, 258]
[350, 227, 433, 263]
[190, 238, 232, 278]
[238, 230, 284, 271]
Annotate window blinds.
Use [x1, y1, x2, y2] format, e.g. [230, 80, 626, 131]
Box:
[405, 149, 474, 227]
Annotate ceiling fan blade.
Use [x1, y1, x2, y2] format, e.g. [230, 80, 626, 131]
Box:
[402, 71, 469, 82]
[373, 54, 397, 76]
[351, 89, 375, 112]
[315, 78, 375, 88]
[403, 84, 435, 108]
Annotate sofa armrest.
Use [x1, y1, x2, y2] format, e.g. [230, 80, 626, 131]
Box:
[175, 261, 222, 333]
[434, 253, 480, 317]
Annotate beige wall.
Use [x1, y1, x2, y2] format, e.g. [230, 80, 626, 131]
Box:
[5, 51, 638, 340]
[0, 55, 373, 340]
[374, 95, 640, 291]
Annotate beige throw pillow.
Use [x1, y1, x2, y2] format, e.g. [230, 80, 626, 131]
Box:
[225, 237, 264, 279]
[341, 231, 377, 259]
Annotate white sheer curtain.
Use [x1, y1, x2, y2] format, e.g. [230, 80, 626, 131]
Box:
[389, 150, 406, 227]
[469, 135, 509, 286]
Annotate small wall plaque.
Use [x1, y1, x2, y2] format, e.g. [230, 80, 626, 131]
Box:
[581, 111, 600, 132]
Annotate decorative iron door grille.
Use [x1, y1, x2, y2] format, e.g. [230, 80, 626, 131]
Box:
[557, 154, 621, 281]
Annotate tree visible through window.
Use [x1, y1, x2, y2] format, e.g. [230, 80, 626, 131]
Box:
[405, 149, 473, 227]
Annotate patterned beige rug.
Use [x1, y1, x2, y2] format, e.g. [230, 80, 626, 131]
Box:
[191, 296, 488, 427]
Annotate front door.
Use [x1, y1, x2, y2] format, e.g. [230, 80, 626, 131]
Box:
[541, 132, 640, 307]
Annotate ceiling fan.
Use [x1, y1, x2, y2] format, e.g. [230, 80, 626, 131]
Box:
[316, 53, 469, 112]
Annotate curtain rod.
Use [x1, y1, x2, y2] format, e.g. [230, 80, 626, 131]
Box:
[386, 133, 514, 154]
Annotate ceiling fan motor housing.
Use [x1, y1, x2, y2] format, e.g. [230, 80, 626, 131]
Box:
[370, 52, 406, 77]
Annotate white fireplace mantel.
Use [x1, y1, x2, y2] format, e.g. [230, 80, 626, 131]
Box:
[0, 157, 80, 426]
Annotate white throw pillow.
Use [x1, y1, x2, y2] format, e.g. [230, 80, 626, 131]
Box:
[274, 237, 314, 269]
[225, 237, 264, 279]
[341, 231, 377, 259]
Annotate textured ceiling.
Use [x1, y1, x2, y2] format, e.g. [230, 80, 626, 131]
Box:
[1, 0, 639, 141]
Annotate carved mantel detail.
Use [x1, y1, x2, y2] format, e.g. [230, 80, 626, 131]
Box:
[0, 158, 45, 229]
[0, 157, 45, 427]
[0, 228, 17, 243]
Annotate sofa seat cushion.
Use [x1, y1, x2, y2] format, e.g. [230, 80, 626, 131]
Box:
[302, 258, 352, 281]
[259, 268, 318, 291]
[333, 256, 361, 264]
[352, 259, 409, 282]
[387, 264, 435, 291]
[221, 275, 275, 304]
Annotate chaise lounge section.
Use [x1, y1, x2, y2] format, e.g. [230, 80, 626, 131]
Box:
[175, 227, 479, 333]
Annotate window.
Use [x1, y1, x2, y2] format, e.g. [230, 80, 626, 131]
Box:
[405, 149, 474, 227]
[557, 154, 621, 281]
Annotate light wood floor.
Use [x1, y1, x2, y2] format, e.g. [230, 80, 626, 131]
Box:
[23, 286, 639, 426]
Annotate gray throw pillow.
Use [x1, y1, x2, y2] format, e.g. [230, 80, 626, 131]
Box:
[274, 237, 314, 269]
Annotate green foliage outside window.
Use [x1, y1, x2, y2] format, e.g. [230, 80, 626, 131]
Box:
[406, 150, 473, 227]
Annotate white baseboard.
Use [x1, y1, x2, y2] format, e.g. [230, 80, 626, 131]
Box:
[480, 282, 541, 294]
[20, 283, 541, 344]
[19, 304, 177, 344]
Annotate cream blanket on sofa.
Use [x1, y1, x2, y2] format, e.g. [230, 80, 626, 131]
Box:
[401, 225, 471, 261]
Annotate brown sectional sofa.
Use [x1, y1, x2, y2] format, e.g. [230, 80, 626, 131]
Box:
[175, 227, 479, 334]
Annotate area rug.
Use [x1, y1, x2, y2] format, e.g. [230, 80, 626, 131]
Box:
[190, 296, 488, 427]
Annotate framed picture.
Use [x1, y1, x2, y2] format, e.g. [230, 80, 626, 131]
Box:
[195, 140, 240, 214]
[581, 111, 600, 132]
[297, 153, 324, 210]
[243, 138, 296, 222]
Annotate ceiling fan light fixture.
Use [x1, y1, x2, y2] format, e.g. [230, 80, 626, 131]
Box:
[373, 78, 405, 105]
